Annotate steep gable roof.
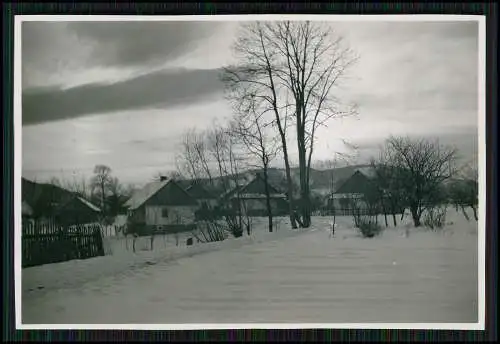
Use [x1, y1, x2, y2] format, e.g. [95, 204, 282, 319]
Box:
[124, 179, 170, 210]
[55, 195, 102, 215]
[124, 179, 198, 210]
[240, 174, 282, 195]
[75, 197, 101, 212]
[334, 170, 377, 195]
[22, 177, 75, 205]
[186, 183, 216, 200]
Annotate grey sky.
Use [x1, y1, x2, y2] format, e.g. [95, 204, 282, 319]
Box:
[21, 19, 480, 186]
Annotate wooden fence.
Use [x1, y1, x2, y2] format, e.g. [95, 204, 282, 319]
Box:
[100, 225, 118, 237]
[22, 220, 105, 268]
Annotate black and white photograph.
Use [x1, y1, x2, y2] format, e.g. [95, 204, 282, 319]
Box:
[16, 15, 485, 329]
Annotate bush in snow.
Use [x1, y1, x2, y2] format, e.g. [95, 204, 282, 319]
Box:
[354, 214, 384, 238]
[224, 215, 244, 238]
[192, 220, 229, 243]
[423, 206, 447, 230]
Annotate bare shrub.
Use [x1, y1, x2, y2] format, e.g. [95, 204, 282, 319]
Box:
[423, 206, 447, 230]
[192, 220, 230, 243]
[225, 215, 244, 238]
[354, 214, 384, 238]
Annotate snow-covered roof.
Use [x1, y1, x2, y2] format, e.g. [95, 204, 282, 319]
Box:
[124, 179, 198, 210]
[76, 197, 101, 212]
[124, 179, 170, 210]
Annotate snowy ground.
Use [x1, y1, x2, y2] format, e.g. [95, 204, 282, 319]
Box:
[21, 209, 478, 325]
[22, 217, 298, 296]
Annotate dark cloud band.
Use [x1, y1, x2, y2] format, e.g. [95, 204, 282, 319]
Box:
[22, 68, 224, 125]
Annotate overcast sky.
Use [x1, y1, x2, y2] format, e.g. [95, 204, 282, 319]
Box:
[21, 19, 480, 186]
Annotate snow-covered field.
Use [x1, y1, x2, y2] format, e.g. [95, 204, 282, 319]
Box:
[21, 209, 479, 325]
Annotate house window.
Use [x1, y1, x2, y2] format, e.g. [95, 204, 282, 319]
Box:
[162, 208, 169, 218]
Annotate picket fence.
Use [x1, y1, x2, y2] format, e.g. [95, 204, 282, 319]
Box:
[22, 220, 105, 268]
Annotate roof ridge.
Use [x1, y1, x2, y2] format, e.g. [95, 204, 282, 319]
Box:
[125, 179, 170, 210]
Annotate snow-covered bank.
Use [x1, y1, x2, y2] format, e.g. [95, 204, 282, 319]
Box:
[22, 217, 311, 297]
[22, 209, 478, 325]
[22, 209, 478, 298]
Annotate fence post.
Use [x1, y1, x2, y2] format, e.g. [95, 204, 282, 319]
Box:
[94, 225, 105, 257]
[57, 226, 65, 264]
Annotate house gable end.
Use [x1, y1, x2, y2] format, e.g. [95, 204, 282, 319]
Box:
[145, 180, 198, 207]
[335, 171, 376, 195]
[240, 175, 281, 195]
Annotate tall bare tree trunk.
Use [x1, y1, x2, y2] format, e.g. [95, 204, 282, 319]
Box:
[410, 205, 421, 227]
[222, 22, 357, 229]
[262, 165, 273, 233]
[280, 134, 298, 229]
[297, 137, 311, 228]
[100, 183, 106, 214]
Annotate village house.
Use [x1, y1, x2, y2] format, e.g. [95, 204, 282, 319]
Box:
[21, 177, 101, 225]
[54, 195, 102, 226]
[177, 180, 218, 210]
[22, 177, 74, 221]
[326, 167, 379, 216]
[124, 176, 199, 235]
[220, 173, 289, 217]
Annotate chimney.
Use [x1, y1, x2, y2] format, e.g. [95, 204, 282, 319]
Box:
[160, 175, 167, 181]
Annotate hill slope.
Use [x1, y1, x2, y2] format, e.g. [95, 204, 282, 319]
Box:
[171, 164, 371, 195]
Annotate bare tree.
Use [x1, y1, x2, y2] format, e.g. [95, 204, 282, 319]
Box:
[448, 162, 478, 221]
[383, 136, 457, 227]
[225, 122, 247, 237]
[371, 153, 408, 227]
[206, 125, 232, 192]
[90, 164, 113, 213]
[105, 176, 131, 217]
[231, 96, 280, 232]
[49, 174, 90, 200]
[66, 175, 90, 199]
[177, 128, 213, 183]
[185, 123, 247, 240]
[223, 21, 358, 228]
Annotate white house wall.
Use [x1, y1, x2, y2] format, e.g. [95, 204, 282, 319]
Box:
[145, 206, 196, 226]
